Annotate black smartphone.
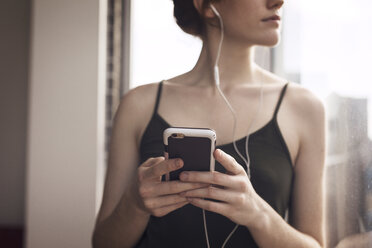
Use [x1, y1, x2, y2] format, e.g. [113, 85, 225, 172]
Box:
[163, 127, 216, 181]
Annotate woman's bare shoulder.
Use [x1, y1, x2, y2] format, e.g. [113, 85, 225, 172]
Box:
[116, 82, 162, 146]
[285, 82, 326, 141]
[120, 82, 160, 108]
[286, 82, 325, 117]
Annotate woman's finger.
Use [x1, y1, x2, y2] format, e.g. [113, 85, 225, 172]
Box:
[141, 158, 183, 180]
[179, 170, 238, 189]
[214, 149, 244, 175]
[154, 181, 209, 196]
[140, 157, 165, 168]
[152, 201, 189, 218]
[144, 194, 188, 209]
[180, 186, 243, 204]
[187, 197, 229, 216]
[139, 181, 209, 197]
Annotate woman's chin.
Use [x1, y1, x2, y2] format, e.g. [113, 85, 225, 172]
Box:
[257, 35, 281, 47]
[241, 32, 281, 47]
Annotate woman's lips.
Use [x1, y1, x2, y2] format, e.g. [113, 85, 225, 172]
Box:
[262, 15, 281, 22]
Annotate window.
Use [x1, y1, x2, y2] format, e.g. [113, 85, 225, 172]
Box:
[276, 1, 372, 247]
[129, 0, 202, 88]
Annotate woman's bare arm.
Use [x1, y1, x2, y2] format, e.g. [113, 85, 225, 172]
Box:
[92, 86, 151, 248]
[92, 84, 208, 247]
[336, 232, 372, 248]
[248, 86, 326, 247]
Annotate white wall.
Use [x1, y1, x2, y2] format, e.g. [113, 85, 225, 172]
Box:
[25, 0, 107, 247]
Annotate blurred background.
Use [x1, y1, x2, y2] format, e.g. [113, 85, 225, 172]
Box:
[0, 0, 371, 247]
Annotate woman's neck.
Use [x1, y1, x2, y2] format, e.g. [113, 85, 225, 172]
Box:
[167, 26, 275, 94]
[189, 38, 263, 90]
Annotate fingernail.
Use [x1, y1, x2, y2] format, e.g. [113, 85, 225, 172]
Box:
[216, 149, 221, 156]
[176, 159, 183, 168]
[180, 172, 188, 180]
[179, 159, 184, 167]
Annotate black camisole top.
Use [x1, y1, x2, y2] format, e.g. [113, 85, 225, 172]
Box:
[135, 81, 294, 248]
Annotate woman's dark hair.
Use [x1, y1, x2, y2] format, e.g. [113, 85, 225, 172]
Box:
[172, 0, 220, 38]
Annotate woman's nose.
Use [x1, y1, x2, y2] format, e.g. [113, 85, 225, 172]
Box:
[268, 0, 284, 10]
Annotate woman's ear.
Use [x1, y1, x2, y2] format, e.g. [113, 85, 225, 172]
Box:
[193, 0, 215, 18]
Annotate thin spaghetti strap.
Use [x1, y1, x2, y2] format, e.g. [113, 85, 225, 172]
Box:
[273, 82, 290, 118]
[153, 81, 163, 114]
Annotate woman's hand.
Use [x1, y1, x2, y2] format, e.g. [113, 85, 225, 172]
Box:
[178, 149, 261, 227]
[335, 232, 372, 248]
[127, 157, 209, 218]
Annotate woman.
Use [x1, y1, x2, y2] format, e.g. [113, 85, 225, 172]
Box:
[92, 0, 326, 247]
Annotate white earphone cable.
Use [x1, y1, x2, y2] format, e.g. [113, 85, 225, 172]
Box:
[202, 5, 265, 248]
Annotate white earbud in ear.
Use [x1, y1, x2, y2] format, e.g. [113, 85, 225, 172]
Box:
[209, 4, 220, 17]
[208, 4, 224, 87]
